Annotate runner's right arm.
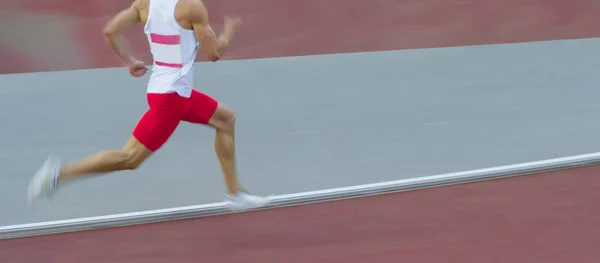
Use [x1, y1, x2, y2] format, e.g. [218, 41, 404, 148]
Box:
[188, 0, 239, 62]
[102, 1, 143, 67]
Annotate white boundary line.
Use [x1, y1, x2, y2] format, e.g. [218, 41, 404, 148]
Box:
[2, 152, 600, 240]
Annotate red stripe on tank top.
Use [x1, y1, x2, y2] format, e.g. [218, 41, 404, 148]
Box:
[155, 61, 183, 68]
[150, 33, 181, 45]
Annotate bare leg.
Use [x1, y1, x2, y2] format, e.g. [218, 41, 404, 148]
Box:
[58, 137, 152, 185]
[27, 136, 153, 204]
[28, 92, 189, 205]
[180, 91, 271, 211]
[208, 104, 240, 195]
[204, 103, 271, 211]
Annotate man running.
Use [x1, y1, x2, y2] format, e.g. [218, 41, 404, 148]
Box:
[27, 0, 272, 211]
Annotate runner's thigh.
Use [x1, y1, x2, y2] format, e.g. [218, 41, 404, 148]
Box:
[133, 93, 190, 151]
[181, 89, 218, 124]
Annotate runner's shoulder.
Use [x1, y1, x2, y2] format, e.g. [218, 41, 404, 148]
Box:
[178, 0, 208, 21]
[179, 0, 205, 9]
[131, 0, 147, 9]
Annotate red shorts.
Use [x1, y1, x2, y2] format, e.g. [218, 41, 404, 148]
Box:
[132, 90, 218, 152]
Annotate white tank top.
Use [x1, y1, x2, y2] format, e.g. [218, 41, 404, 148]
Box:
[143, 0, 199, 98]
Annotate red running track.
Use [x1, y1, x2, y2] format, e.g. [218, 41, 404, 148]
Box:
[2, 0, 600, 73]
[1, 165, 599, 262]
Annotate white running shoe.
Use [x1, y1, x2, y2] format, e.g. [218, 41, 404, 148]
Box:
[225, 191, 273, 212]
[28, 155, 62, 205]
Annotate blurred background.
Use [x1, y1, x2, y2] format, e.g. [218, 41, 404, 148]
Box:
[1, 0, 600, 226]
[2, 0, 598, 74]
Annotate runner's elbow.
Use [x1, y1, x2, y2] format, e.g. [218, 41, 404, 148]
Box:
[207, 53, 220, 62]
[200, 45, 221, 61]
[102, 25, 118, 37]
[102, 21, 122, 38]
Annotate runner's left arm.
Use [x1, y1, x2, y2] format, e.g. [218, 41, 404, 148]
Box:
[102, 2, 142, 67]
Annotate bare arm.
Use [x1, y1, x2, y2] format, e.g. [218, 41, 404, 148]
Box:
[188, 0, 238, 62]
[102, 2, 142, 66]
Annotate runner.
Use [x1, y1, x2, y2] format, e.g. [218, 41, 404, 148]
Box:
[27, 0, 272, 211]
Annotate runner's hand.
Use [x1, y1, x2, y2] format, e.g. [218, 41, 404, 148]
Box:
[128, 60, 148, 78]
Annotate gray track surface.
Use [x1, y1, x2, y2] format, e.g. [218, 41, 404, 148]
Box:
[2, 38, 600, 226]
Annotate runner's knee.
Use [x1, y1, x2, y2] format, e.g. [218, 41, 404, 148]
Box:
[122, 153, 144, 170]
[222, 111, 236, 132]
[121, 156, 143, 170]
[212, 107, 236, 133]
[110, 150, 145, 170]
[213, 108, 236, 156]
